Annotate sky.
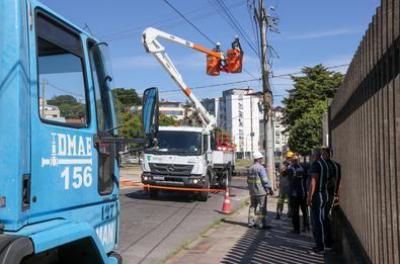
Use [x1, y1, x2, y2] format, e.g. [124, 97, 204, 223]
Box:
[39, 0, 381, 106]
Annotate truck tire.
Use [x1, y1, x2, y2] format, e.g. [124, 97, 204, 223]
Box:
[0, 235, 33, 264]
[219, 168, 232, 189]
[109, 251, 123, 264]
[149, 188, 158, 199]
[198, 175, 210, 202]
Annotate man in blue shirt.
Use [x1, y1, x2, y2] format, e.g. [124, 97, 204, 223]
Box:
[248, 151, 273, 229]
[307, 148, 329, 253]
[321, 147, 341, 248]
[288, 154, 309, 234]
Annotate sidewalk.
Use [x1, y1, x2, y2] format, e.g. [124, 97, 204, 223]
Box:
[166, 197, 331, 264]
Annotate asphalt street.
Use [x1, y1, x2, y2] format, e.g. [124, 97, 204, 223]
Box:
[118, 176, 249, 264]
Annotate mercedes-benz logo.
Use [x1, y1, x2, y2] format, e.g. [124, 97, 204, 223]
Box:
[166, 165, 175, 172]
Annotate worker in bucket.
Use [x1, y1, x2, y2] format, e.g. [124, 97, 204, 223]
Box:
[248, 151, 273, 229]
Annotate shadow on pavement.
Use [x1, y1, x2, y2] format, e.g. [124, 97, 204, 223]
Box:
[221, 219, 250, 228]
[230, 185, 248, 191]
[221, 211, 326, 264]
[124, 189, 206, 203]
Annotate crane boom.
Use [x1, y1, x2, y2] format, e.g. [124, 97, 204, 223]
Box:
[142, 27, 221, 130]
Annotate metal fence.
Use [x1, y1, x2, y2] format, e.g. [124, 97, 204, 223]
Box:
[330, 0, 400, 262]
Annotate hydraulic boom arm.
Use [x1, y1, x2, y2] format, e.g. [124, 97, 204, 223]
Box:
[142, 27, 223, 129]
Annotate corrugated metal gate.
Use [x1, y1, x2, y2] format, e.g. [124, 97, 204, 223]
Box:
[330, 0, 400, 262]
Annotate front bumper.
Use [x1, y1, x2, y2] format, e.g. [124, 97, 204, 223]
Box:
[141, 172, 205, 188]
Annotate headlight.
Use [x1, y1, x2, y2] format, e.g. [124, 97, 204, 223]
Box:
[193, 179, 199, 184]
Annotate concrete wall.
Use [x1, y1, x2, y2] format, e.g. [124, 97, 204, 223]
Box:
[330, 0, 400, 262]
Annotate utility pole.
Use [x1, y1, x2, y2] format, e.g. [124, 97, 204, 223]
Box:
[41, 79, 46, 117]
[256, 0, 275, 188]
[249, 93, 254, 160]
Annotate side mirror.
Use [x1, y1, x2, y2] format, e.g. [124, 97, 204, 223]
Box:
[142, 87, 159, 143]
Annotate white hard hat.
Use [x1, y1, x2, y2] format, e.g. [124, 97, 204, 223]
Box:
[253, 151, 264, 160]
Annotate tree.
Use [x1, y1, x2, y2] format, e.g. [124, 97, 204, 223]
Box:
[112, 88, 142, 139]
[282, 64, 343, 129]
[118, 111, 143, 139]
[287, 101, 327, 156]
[159, 114, 180, 126]
[47, 95, 85, 119]
[282, 64, 344, 155]
[112, 88, 140, 111]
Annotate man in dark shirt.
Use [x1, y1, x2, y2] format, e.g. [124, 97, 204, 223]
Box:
[288, 154, 309, 233]
[321, 147, 341, 248]
[307, 148, 329, 253]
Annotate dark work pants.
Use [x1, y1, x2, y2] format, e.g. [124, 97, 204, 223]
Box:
[323, 195, 334, 246]
[290, 196, 308, 232]
[248, 195, 268, 228]
[311, 193, 328, 249]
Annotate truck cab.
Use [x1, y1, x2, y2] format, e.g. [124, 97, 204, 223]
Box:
[0, 1, 159, 263]
[142, 126, 212, 201]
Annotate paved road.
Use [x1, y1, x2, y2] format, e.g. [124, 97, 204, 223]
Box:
[118, 177, 249, 264]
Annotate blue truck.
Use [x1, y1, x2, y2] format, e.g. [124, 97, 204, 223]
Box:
[0, 0, 159, 263]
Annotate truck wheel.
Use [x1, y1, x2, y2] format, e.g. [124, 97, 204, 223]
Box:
[109, 251, 123, 264]
[198, 176, 210, 202]
[149, 188, 158, 199]
[219, 168, 232, 189]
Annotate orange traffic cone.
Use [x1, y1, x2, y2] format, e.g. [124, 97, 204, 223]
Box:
[221, 188, 232, 214]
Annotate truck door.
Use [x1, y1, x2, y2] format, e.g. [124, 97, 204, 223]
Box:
[29, 11, 101, 220]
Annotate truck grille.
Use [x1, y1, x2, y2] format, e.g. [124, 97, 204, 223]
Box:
[149, 163, 194, 176]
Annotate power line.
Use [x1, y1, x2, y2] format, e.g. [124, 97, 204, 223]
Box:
[218, 0, 259, 52]
[211, 0, 260, 57]
[159, 78, 261, 93]
[98, 1, 245, 41]
[135, 63, 349, 95]
[43, 80, 85, 99]
[163, 0, 216, 45]
[247, 0, 261, 58]
[243, 68, 259, 79]
[270, 64, 349, 78]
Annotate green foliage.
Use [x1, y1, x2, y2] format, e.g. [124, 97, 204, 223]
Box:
[159, 114, 180, 126]
[47, 95, 85, 119]
[283, 64, 344, 155]
[112, 88, 140, 110]
[282, 64, 343, 129]
[112, 88, 143, 139]
[288, 101, 328, 156]
[119, 111, 143, 138]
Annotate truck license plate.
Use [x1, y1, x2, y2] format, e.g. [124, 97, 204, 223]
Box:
[153, 176, 165, 180]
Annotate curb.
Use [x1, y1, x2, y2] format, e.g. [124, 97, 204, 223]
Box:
[160, 196, 250, 264]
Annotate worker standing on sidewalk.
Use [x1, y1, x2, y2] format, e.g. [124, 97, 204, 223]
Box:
[288, 154, 309, 234]
[248, 151, 273, 229]
[321, 147, 341, 248]
[307, 148, 329, 253]
[276, 151, 293, 219]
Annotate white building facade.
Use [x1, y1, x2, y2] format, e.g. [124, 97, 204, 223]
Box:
[259, 107, 289, 161]
[159, 101, 185, 120]
[203, 88, 262, 159]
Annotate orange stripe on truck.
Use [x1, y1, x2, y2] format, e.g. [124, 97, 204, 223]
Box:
[184, 87, 192, 96]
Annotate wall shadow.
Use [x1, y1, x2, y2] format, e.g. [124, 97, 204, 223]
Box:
[221, 211, 326, 264]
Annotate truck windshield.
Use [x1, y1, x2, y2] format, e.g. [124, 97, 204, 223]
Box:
[150, 131, 202, 155]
